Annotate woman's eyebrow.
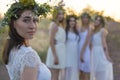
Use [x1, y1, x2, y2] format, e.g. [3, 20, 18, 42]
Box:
[23, 16, 31, 19]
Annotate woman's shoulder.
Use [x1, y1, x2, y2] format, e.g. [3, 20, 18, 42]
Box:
[50, 22, 58, 31]
[10, 45, 34, 56]
[101, 28, 108, 34]
[89, 25, 94, 31]
[50, 21, 56, 26]
[20, 45, 41, 65]
[100, 28, 108, 37]
[19, 45, 39, 58]
[20, 45, 33, 53]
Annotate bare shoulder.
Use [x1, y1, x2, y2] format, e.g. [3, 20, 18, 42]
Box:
[101, 28, 108, 35]
[88, 26, 93, 33]
[101, 28, 108, 38]
[76, 24, 80, 31]
[89, 25, 94, 31]
[50, 22, 58, 31]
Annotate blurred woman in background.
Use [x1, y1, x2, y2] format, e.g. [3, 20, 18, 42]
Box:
[78, 12, 92, 80]
[46, 3, 66, 80]
[65, 15, 79, 80]
[90, 15, 113, 80]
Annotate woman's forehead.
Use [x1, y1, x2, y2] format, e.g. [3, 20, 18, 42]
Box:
[21, 10, 36, 18]
[96, 17, 101, 20]
[58, 10, 64, 14]
[70, 17, 75, 20]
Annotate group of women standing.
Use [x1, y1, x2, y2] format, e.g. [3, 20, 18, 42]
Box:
[46, 7, 113, 80]
[1, 0, 113, 80]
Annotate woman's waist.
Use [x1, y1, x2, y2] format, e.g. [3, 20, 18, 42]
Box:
[66, 41, 78, 44]
[49, 44, 65, 49]
[92, 45, 103, 47]
[55, 42, 65, 45]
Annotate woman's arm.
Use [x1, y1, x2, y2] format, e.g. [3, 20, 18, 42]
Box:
[21, 66, 38, 80]
[80, 27, 93, 62]
[101, 28, 112, 62]
[90, 31, 94, 51]
[49, 23, 59, 64]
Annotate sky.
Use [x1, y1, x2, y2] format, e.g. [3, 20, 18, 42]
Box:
[0, 0, 120, 21]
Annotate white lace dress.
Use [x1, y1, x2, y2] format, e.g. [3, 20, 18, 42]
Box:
[6, 45, 51, 80]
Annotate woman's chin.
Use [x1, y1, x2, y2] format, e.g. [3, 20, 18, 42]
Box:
[25, 36, 34, 40]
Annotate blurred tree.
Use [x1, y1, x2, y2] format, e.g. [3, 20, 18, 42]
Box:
[79, 5, 114, 22]
[0, 13, 2, 20]
[66, 7, 77, 15]
[105, 16, 114, 21]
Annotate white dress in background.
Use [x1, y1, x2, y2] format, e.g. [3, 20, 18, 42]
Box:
[6, 45, 51, 80]
[90, 28, 113, 80]
[46, 25, 66, 69]
[65, 31, 79, 80]
[78, 29, 91, 72]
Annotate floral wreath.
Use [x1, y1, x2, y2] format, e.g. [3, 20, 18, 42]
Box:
[52, 0, 65, 20]
[1, 0, 51, 26]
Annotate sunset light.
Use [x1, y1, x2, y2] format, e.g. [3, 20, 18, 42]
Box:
[0, 0, 120, 21]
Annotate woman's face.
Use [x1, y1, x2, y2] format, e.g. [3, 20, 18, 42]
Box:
[94, 17, 101, 27]
[69, 17, 76, 28]
[14, 10, 38, 39]
[81, 16, 89, 24]
[57, 10, 64, 22]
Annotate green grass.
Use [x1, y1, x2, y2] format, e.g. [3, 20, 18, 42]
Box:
[37, 47, 48, 63]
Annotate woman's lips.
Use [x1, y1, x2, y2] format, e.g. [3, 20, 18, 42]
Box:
[27, 31, 35, 35]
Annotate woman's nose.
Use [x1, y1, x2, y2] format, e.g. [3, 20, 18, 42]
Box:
[29, 21, 36, 29]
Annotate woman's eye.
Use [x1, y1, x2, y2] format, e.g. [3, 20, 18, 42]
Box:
[23, 19, 30, 23]
[33, 19, 39, 23]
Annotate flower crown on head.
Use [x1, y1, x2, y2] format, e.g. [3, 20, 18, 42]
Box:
[55, 0, 65, 9]
[52, 0, 65, 20]
[1, 0, 51, 26]
[66, 14, 78, 20]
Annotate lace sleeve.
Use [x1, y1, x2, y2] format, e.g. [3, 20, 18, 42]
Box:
[20, 50, 41, 74]
[22, 51, 41, 67]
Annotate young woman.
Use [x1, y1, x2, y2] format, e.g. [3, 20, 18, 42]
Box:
[65, 15, 79, 80]
[90, 15, 113, 80]
[46, 6, 66, 80]
[78, 12, 92, 80]
[2, 1, 51, 80]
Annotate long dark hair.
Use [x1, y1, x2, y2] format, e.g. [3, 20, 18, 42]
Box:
[66, 15, 79, 41]
[2, 3, 31, 64]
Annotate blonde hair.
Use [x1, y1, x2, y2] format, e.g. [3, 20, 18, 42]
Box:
[52, 7, 65, 28]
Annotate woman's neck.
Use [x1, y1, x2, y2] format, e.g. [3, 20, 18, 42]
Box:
[82, 24, 89, 29]
[69, 27, 74, 32]
[94, 26, 101, 32]
[55, 20, 64, 28]
[23, 40, 30, 47]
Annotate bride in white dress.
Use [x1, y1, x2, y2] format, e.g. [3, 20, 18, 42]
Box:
[90, 15, 113, 80]
[2, 1, 51, 80]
